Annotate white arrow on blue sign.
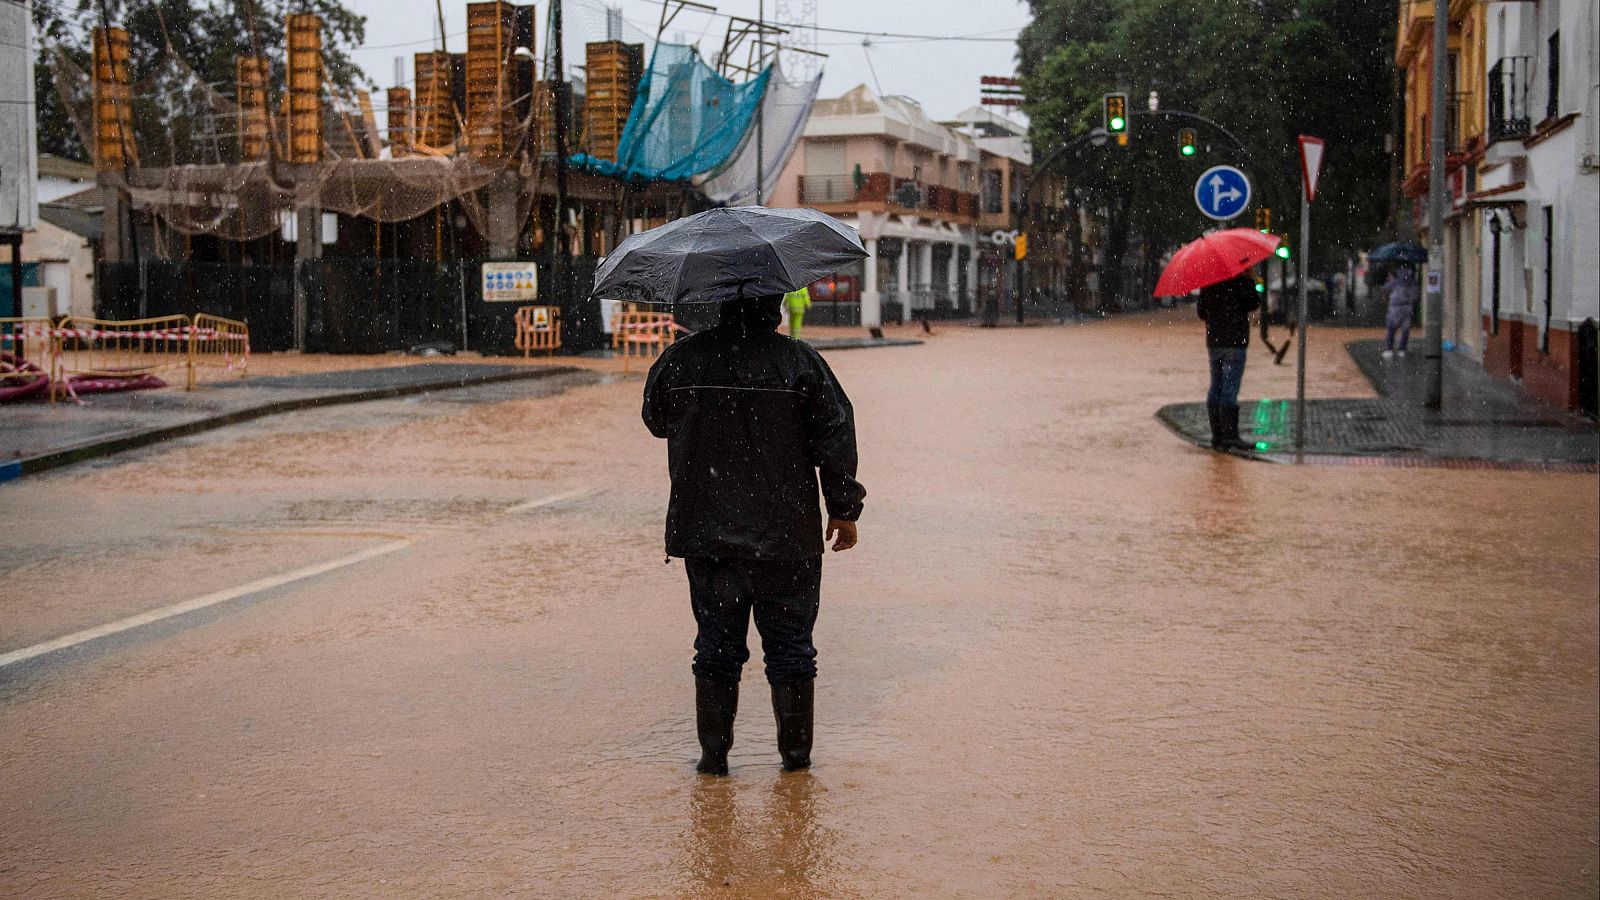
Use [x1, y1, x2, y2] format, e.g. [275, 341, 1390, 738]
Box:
[1194, 165, 1252, 221]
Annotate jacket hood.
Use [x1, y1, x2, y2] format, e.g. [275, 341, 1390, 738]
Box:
[718, 295, 784, 334]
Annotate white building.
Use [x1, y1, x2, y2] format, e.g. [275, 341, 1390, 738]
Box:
[1475, 0, 1599, 411]
[36, 155, 97, 204]
[768, 85, 982, 327]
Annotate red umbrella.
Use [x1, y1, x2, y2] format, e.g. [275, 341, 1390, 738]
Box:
[1152, 228, 1282, 297]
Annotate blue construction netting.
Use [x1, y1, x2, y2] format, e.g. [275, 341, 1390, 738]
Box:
[572, 42, 770, 183]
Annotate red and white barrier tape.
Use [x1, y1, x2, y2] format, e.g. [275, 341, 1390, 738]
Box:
[3, 326, 247, 342]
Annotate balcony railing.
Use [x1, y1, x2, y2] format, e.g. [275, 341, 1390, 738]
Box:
[799, 173, 976, 217]
[1488, 56, 1532, 143]
[800, 174, 861, 204]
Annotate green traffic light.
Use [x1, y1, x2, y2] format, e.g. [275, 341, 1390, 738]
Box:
[1255, 282, 1265, 293]
[1180, 144, 1195, 156]
[1275, 246, 1290, 259]
[1109, 116, 1125, 131]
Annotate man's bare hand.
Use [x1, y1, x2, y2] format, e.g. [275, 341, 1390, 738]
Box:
[826, 518, 858, 552]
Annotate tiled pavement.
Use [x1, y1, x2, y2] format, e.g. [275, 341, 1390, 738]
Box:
[1157, 340, 1599, 469]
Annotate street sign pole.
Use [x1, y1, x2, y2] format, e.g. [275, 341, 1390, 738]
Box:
[1295, 191, 1309, 454]
[1294, 136, 1325, 456]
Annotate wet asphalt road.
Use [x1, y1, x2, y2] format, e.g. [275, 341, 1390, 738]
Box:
[1, 312, 1596, 898]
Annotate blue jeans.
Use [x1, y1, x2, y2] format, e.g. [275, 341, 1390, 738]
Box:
[1385, 308, 1413, 350]
[1207, 347, 1247, 407]
[687, 556, 822, 685]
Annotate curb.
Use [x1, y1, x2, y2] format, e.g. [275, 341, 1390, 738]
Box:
[807, 338, 923, 351]
[14, 366, 593, 479]
[1153, 404, 1599, 473]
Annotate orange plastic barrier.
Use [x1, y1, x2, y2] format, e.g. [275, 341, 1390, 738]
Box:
[514, 305, 562, 356]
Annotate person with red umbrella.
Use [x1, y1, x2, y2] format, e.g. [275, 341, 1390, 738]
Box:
[1154, 228, 1282, 453]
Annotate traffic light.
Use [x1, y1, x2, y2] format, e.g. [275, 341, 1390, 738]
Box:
[1254, 207, 1272, 232]
[1178, 127, 1197, 156]
[1275, 242, 1291, 260]
[1103, 93, 1128, 134]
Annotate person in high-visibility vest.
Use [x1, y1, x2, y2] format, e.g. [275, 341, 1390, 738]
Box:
[784, 286, 813, 340]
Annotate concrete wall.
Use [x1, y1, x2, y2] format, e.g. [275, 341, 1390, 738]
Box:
[20, 219, 96, 319]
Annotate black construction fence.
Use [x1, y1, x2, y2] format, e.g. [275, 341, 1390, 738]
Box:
[96, 257, 606, 356]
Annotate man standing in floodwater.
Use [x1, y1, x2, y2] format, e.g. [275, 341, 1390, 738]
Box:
[642, 294, 865, 776]
[1198, 271, 1258, 453]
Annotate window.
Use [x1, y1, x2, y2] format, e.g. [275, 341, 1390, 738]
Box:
[981, 170, 1003, 214]
[1546, 30, 1560, 120]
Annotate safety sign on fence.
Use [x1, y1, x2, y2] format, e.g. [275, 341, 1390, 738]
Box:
[482, 262, 539, 303]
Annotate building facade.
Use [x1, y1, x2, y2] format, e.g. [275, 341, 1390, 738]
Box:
[1399, 0, 1599, 412]
[1474, 0, 1599, 411]
[768, 85, 981, 327]
[1398, 0, 1489, 361]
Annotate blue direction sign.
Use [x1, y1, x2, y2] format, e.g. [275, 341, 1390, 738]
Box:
[1194, 165, 1251, 221]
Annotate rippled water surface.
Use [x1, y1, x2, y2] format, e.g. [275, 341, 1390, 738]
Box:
[1, 313, 1595, 897]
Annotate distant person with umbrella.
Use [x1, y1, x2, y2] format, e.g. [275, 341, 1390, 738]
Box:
[593, 207, 868, 776]
[1381, 266, 1419, 359]
[1367, 242, 1427, 360]
[1153, 228, 1283, 454]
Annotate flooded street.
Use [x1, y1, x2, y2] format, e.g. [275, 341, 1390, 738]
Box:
[2, 312, 1595, 898]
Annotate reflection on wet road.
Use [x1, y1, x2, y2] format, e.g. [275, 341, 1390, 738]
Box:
[1, 312, 1595, 897]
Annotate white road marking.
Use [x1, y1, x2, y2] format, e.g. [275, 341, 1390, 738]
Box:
[0, 540, 412, 670]
[505, 486, 599, 513]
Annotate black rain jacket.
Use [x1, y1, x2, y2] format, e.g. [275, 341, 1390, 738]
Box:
[642, 297, 866, 560]
[1197, 274, 1257, 349]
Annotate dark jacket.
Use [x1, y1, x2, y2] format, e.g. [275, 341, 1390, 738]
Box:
[642, 297, 866, 560]
[1197, 275, 1257, 349]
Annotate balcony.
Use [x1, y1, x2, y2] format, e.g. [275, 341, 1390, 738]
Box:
[800, 173, 976, 220]
[1488, 57, 1533, 143]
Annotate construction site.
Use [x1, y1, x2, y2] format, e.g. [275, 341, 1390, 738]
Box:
[38, 0, 821, 358]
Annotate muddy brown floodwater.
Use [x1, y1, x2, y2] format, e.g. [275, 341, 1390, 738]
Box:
[1, 311, 1596, 898]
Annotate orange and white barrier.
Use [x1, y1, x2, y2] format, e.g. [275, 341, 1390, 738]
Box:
[611, 311, 681, 374]
[0, 314, 250, 402]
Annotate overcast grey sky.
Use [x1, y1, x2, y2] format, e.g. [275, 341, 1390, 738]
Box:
[345, 0, 1031, 123]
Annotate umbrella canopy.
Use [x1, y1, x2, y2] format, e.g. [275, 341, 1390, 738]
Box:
[1153, 228, 1281, 297]
[1368, 241, 1428, 263]
[590, 206, 868, 304]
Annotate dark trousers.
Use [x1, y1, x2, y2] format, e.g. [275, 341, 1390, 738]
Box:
[686, 556, 822, 685]
[1206, 346, 1247, 407]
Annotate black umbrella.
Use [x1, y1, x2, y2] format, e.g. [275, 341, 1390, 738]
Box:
[1368, 241, 1428, 263]
[590, 206, 867, 304]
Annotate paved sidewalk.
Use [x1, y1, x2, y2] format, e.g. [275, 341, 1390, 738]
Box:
[1157, 339, 1599, 469]
[2, 363, 598, 481]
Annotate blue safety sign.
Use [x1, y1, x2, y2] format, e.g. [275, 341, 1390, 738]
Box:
[1194, 165, 1251, 221]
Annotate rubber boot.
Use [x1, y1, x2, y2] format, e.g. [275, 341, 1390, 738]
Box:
[1219, 404, 1253, 453]
[771, 680, 814, 771]
[695, 677, 738, 776]
[1206, 403, 1224, 449]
